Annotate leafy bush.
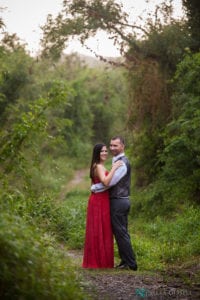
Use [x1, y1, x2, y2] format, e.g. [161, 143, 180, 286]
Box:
[160, 53, 200, 204]
[0, 212, 85, 299]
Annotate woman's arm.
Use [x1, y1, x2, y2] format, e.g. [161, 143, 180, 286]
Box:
[91, 163, 127, 193]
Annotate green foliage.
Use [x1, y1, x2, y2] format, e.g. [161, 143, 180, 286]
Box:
[127, 60, 169, 186]
[33, 157, 74, 194]
[0, 212, 85, 299]
[182, 0, 200, 52]
[139, 22, 191, 74]
[131, 206, 200, 269]
[0, 81, 71, 178]
[0, 45, 33, 119]
[126, 19, 192, 187]
[41, 0, 129, 59]
[88, 67, 128, 143]
[53, 190, 89, 249]
[129, 46, 200, 217]
[63, 71, 93, 158]
[130, 52, 200, 214]
[61, 65, 128, 158]
[1, 2, 199, 293]
[0, 75, 80, 298]
[131, 235, 164, 271]
[129, 129, 163, 187]
[160, 53, 200, 203]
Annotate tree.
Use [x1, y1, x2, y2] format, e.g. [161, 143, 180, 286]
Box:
[0, 34, 33, 122]
[182, 0, 200, 51]
[126, 18, 192, 185]
[41, 0, 146, 59]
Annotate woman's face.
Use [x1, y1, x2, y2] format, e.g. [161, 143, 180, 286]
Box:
[100, 146, 108, 162]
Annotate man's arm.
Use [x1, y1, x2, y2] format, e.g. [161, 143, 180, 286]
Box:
[109, 163, 127, 186]
[91, 182, 109, 193]
[91, 163, 127, 193]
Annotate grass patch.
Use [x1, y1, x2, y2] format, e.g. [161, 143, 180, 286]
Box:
[54, 189, 89, 249]
[129, 206, 200, 271]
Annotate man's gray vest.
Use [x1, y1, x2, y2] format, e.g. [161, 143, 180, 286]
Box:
[109, 156, 131, 198]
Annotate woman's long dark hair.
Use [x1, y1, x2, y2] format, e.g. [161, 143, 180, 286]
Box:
[90, 143, 106, 179]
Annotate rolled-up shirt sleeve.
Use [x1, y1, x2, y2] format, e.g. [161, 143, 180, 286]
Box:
[91, 163, 127, 193]
[91, 182, 109, 193]
[109, 163, 127, 186]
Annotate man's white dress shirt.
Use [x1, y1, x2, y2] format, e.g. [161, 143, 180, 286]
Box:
[91, 153, 127, 193]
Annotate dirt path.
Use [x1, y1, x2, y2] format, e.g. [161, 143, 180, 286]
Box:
[64, 170, 200, 299]
[59, 169, 88, 200]
[67, 249, 199, 300]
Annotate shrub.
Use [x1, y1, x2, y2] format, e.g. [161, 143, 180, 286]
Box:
[0, 212, 85, 299]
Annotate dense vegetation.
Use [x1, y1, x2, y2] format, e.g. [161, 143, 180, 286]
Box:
[0, 0, 199, 298]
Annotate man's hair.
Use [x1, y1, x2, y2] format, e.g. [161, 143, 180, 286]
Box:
[111, 135, 125, 145]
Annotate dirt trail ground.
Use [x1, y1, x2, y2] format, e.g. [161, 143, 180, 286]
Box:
[67, 249, 199, 300]
[63, 170, 200, 300]
[59, 169, 88, 200]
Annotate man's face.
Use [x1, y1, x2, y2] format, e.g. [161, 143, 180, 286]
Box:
[110, 138, 124, 156]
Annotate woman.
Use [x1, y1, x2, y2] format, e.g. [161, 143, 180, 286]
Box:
[82, 143, 122, 268]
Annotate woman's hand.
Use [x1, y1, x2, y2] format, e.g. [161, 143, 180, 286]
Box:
[101, 160, 124, 186]
[111, 160, 123, 171]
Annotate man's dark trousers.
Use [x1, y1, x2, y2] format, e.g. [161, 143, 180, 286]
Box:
[110, 197, 137, 268]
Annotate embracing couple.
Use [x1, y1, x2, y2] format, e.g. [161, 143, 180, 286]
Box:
[82, 135, 137, 271]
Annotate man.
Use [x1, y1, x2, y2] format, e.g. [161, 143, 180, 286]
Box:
[91, 136, 137, 271]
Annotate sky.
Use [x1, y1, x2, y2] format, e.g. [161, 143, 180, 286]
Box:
[1, 0, 183, 57]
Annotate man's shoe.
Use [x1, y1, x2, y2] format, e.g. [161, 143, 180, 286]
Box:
[115, 263, 129, 270]
[115, 263, 138, 271]
[115, 261, 125, 268]
[129, 264, 138, 271]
